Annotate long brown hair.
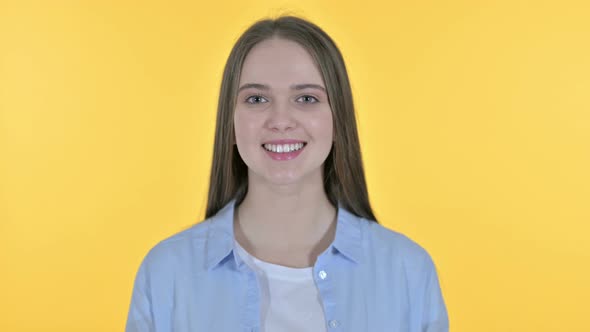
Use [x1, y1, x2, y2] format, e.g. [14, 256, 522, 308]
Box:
[205, 15, 377, 223]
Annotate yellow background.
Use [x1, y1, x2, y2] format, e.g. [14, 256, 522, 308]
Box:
[1, 0, 589, 331]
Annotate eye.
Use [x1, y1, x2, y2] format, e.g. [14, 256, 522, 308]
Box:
[296, 95, 319, 104]
[245, 95, 268, 104]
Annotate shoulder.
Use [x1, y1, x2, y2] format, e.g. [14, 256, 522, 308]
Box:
[361, 218, 437, 271]
[137, 218, 213, 277]
[360, 219, 449, 328]
[127, 219, 216, 323]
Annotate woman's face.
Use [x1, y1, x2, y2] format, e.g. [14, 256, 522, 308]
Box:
[234, 37, 334, 187]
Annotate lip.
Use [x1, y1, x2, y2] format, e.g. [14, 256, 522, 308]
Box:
[261, 139, 307, 145]
[261, 142, 307, 161]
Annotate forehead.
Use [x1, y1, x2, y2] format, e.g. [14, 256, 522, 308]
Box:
[239, 38, 324, 87]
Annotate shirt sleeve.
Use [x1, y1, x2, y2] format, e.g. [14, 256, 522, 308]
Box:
[422, 256, 450, 332]
[126, 258, 155, 332]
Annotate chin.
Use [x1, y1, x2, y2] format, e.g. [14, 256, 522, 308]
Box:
[265, 173, 302, 186]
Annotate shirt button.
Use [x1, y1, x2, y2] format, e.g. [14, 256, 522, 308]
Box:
[318, 270, 328, 280]
[328, 319, 340, 328]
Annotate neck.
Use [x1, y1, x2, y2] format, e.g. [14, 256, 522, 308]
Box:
[234, 173, 337, 253]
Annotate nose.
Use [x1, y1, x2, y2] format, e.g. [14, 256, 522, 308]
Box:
[265, 100, 296, 132]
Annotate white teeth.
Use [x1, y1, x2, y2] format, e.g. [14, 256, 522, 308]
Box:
[263, 143, 305, 153]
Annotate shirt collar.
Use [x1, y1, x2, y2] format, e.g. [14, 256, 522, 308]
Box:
[204, 198, 363, 270]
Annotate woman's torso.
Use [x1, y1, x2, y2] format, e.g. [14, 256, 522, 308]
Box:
[125, 199, 449, 332]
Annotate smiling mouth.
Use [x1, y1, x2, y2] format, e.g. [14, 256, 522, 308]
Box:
[261, 142, 307, 153]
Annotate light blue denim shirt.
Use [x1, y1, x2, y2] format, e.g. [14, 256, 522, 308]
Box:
[126, 199, 449, 332]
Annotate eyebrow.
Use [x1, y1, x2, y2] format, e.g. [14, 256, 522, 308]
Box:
[237, 83, 326, 92]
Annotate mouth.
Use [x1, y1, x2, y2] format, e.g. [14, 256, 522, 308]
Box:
[261, 142, 307, 153]
[261, 142, 307, 161]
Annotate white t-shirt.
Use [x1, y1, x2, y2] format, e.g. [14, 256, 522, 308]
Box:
[233, 238, 328, 332]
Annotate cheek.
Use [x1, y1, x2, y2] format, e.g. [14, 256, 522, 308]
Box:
[307, 111, 334, 142]
[233, 111, 248, 137]
[234, 110, 262, 146]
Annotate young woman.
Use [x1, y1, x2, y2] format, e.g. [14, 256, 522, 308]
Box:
[126, 15, 449, 332]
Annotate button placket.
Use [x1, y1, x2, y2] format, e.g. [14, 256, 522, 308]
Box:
[241, 269, 261, 332]
[316, 267, 342, 330]
[328, 319, 340, 328]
